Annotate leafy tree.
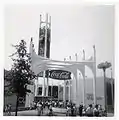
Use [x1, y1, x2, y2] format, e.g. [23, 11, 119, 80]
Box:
[7, 40, 36, 116]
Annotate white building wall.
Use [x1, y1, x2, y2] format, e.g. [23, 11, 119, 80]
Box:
[70, 76, 105, 107]
[25, 76, 105, 108]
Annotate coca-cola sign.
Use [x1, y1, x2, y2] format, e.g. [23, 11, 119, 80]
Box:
[49, 70, 71, 80]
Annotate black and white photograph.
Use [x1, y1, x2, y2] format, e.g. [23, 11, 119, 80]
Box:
[3, 4, 114, 117]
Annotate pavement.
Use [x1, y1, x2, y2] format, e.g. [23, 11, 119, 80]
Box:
[3, 107, 114, 117]
[4, 107, 66, 116]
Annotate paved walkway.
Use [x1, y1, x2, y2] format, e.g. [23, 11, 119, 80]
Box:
[3, 107, 114, 117]
[4, 107, 66, 116]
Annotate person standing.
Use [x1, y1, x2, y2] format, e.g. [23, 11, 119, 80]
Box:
[73, 104, 77, 116]
[93, 105, 99, 117]
[98, 104, 103, 116]
[37, 102, 42, 116]
[86, 104, 93, 117]
[41, 102, 44, 115]
[70, 104, 73, 116]
[66, 106, 70, 116]
[79, 105, 83, 116]
[48, 104, 53, 116]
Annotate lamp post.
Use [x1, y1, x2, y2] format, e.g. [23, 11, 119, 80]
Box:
[110, 68, 114, 107]
[98, 61, 111, 112]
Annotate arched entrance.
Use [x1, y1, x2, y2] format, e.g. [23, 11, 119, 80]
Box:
[26, 40, 97, 107]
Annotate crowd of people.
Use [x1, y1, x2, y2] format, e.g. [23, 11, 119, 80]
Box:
[31, 100, 107, 117]
[68, 102, 107, 117]
[33, 100, 55, 116]
[4, 100, 107, 116]
[66, 103, 107, 117]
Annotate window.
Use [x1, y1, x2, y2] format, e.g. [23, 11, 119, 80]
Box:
[38, 87, 42, 95]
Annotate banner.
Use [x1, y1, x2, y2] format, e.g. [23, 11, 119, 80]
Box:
[49, 70, 71, 80]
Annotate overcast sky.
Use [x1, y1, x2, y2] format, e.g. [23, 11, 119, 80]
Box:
[5, 5, 114, 78]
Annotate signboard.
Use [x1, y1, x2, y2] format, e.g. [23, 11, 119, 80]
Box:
[49, 70, 71, 80]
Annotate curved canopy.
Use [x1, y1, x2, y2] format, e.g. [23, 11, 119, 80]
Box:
[30, 40, 96, 78]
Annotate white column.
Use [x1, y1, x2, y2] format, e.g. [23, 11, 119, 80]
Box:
[44, 13, 48, 58]
[43, 13, 48, 96]
[69, 56, 71, 102]
[63, 58, 66, 102]
[75, 54, 78, 106]
[35, 84, 38, 96]
[42, 72, 45, 96]
[35, 78, 38, 96]
[82, 74, 86, 106]
[69, 80, 71, 102]
[93, 45, 96, 105]
[46, 71, 49, 96]
[39, 15, 45, 97]
[82, 50, 86, 106]
[46, 15, 51, 97]
[63, 80, 66, 102]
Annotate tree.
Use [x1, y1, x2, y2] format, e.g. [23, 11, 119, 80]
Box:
[98, 61, 111, 111]
[7, 40, 36, 116]
[4, 69, 14, 96]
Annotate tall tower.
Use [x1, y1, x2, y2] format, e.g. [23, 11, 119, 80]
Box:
[38, 14, 51, 58]
[38, 14, 51, 97]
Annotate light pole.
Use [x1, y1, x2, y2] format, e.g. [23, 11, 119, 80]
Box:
[110, 68, 114, 107]
[98, 61, 111, 112]
[103, 68, 107, 111]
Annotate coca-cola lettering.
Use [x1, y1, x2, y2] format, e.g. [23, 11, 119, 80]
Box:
[49, 70, 71, 80]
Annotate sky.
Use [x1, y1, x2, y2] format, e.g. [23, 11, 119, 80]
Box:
[4, 4, 114, 78]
